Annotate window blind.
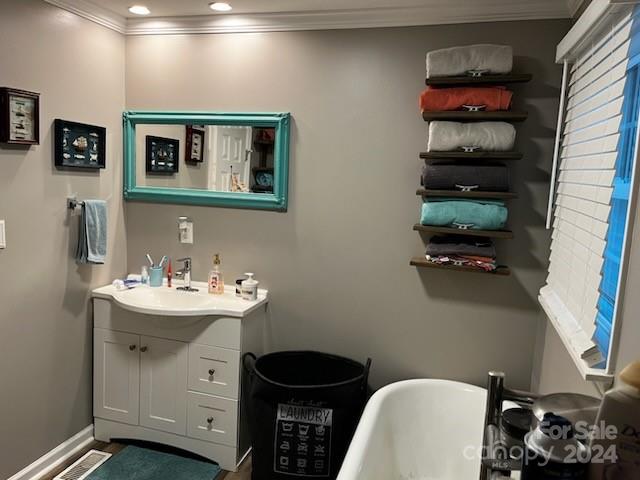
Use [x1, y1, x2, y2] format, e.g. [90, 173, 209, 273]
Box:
[541, 7, 640, 369]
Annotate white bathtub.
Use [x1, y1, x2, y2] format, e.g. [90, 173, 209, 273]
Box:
[338, 379, 513, 480]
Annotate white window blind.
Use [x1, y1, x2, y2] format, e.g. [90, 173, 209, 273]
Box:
[540, 6, 640, 372]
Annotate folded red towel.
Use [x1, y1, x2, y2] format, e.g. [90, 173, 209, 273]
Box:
[419, 86, 513, 112]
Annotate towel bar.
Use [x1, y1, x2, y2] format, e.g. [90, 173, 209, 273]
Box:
[67, 197, 85, 210]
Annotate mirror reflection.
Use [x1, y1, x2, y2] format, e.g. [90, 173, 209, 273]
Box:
[136, 124, 276, 194]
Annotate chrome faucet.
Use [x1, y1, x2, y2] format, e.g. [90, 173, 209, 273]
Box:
[480, 371, 540, 480]
[175, 257, 198, 292]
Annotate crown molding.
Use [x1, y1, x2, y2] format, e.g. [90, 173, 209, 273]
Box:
[43, 0, 126, 33]
[43, 0, 572, 36]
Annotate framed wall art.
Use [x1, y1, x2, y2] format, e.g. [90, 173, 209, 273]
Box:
[0, 87, 40, 145]
[185, 125, 205, 164]
[146, 135, 179, 174]
[54, 119, 106, 169]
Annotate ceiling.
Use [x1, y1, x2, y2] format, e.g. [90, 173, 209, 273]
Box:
[44, 0, 584, 35]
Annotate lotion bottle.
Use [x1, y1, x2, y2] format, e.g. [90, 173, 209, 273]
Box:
[208, 254, 224, 295]
[241, 273, 259, 301]
[589, 360, 640, 479]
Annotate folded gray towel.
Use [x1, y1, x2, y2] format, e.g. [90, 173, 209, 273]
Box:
[425, 235, 496, 258]
[75, 199, 107, 264]
[427, 121, 516, 152]
[426, 44, 513, 78]
[422, 162, 509, 191]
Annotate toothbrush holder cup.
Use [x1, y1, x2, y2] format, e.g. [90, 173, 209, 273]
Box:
[149, 266, 164, 287]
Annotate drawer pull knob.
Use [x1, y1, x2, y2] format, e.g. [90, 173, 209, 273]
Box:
[129, 344, 136, 351]
[208, 369, 215, 376]
[140, 346, 148, 353]
[207, 417, 214, 424]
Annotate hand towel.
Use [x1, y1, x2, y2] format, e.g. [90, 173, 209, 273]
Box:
[421, 162, 509, 191]
[427, 121, 516, 152]
[75, 199, 107, 264]
[426, 44, 513, 78]
[419, 86, 513, 112]
[420, 199, 508, 230]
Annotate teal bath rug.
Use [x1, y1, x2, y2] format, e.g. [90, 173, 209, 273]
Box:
[87, 445, 222, 480]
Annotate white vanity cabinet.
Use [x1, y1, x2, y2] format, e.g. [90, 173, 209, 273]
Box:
[91, 283, 267, 472]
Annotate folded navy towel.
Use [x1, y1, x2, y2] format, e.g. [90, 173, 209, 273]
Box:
[426, 235, 496, 258]
[422, 162, 509, 192]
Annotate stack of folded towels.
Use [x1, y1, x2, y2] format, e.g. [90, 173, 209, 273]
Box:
[419, 161, 510, 230]
[425, 235, 497, 272]
[417, 44, 516, 269]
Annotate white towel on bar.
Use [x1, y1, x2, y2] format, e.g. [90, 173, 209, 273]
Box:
[426, 44, 513, 78]
[427, 121, 516, 152]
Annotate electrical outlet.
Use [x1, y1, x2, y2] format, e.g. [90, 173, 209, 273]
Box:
[0, 220, 5, 249]
[178, 216, 193, 244]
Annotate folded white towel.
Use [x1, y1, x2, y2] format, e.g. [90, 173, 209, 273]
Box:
[427, 121, 516, 152]
[426, 44, 513, 78]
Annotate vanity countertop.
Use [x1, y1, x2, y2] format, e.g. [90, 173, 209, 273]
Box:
[92, 279, 268, 318]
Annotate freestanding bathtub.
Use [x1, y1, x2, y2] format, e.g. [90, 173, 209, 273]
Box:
[338, 379, 513, 480]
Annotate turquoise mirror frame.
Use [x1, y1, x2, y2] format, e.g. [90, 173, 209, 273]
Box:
[123, 111, 291, 211]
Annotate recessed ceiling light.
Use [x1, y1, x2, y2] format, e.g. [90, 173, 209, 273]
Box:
[209, 2, 232, 12]
[128, 5, 150, 15]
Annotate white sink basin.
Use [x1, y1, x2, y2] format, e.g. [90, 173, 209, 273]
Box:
[338, 379, 518, 480]
[92, 280, 268, 317]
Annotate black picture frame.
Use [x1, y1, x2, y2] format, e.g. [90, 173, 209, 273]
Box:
[252, 167, 274, 193]
[0, 87, 40, 145]
[54, 119, 106, 169]
[185, 125, 206, 164]
[146, 135, 179, 174]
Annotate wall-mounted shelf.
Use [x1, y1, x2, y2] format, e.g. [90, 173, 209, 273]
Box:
[425, 73, 532, 87]
[410, 257, 511, 276]
[420, 151, 523, 161]
[416, 189, 517, 199]
[413, 224, 513, 239]
[422, 111, 528, 122]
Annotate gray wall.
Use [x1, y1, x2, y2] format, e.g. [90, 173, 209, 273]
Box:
[125, 20, 569, 391]
[0, 0, 126, 477]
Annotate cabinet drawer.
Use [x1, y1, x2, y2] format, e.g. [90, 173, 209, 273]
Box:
[188, 344, 239, 398]
[187, 392, 238, 447]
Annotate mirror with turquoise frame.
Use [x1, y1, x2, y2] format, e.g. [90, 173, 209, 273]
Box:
[123, 111, 291, 211]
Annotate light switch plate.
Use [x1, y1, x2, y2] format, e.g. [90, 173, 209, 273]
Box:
[178, 217, 193, 244]
[0, 220, 5, 249]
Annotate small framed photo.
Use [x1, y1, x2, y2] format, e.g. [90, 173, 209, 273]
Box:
[54, 119, 106, 169]
[146, 135, 179, 174]
[0, 87, 40, 145]
[185, 125, 206, 164]
[252, 167, 274, 193]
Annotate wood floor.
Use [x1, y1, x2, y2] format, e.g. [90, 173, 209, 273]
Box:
[38, 440, 251, 480]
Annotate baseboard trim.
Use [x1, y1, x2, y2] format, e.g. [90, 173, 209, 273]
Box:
[7, 425, 95, 480]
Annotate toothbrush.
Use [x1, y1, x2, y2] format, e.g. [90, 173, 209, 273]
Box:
[159, 256, 168, 268]
[146, 254, 155, 267]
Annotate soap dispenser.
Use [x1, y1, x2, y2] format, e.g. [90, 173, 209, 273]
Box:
[208, 254, 224, 295]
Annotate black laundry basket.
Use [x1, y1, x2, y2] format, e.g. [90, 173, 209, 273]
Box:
[243, 351, 371, 480]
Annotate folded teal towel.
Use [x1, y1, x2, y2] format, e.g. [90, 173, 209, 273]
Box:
[76, 199, 107, 264]
[421, 199, 507, 230]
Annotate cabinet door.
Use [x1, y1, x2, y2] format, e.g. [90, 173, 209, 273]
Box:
[94, 328, 140, 425]
[139, 336, 188, 435]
